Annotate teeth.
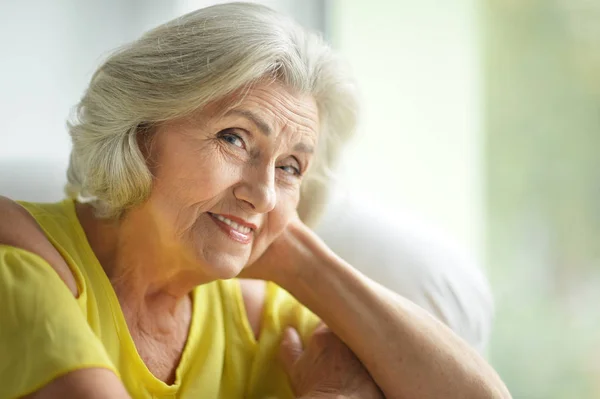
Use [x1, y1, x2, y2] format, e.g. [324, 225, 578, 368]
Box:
[214, 214, 252, 234]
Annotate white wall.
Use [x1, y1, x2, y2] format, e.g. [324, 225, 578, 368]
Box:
[330, 0, 484, 259]
[0, 0, 137, 166]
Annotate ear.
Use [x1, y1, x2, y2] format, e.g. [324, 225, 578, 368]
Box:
[135, 123, 159, 176]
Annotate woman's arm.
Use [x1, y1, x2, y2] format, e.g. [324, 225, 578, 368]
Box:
[254, 219, 511, 399]
[24, 368, 130, 399]
[0, 197, 131, 399]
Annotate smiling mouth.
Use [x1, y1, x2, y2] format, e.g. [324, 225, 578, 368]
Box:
[208, 213, 255, 244]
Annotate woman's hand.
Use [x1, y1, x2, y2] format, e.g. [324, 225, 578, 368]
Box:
[279, 325, 383, 399]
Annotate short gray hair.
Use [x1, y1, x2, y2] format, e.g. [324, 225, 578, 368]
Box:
[66, 1, 359, 225]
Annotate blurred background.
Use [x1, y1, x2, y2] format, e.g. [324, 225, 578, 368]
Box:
[1, 0, 599, 397]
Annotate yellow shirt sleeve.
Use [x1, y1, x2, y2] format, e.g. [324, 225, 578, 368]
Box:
[265, 282, 321, 345]
[0, 246, 117, 399]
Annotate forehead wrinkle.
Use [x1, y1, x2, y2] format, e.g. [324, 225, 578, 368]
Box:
[202, 83, 320, 151]
[245, 83, 318, 128]
[259, 107, 319, 156]
[263, 92, 319, 135]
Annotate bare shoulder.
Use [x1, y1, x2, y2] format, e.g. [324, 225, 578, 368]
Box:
[0, 196, 78, 296]
[238, 278, 267, 340]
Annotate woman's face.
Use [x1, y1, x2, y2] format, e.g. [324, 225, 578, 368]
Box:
[142, 82, 319, 279]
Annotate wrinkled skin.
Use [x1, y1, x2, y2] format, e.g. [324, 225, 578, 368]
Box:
[109, 80, 383, 395]
[279, 325, 384, 399]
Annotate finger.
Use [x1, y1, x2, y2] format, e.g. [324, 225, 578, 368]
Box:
[279, 326, 304, 375]
[312, 321, 329, 335]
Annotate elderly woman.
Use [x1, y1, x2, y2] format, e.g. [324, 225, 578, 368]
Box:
[0, 3, 510, 399]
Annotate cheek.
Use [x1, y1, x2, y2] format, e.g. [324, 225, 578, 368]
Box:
[146, 147, 244, 235]
[154, 149, 241, 204]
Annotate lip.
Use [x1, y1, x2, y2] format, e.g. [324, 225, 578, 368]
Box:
[215, 213, 258, 230]
[208, 213, 255, 244]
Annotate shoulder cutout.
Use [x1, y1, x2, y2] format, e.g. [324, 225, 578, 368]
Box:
[238, 278, 267, 340]
[0, 196, 78, 296]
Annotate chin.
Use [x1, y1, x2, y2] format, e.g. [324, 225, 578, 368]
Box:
[199, 252, 247, 280]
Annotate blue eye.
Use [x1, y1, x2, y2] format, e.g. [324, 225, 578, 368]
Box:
[220, 131, 245, 148]
[278, 165, 301, 176]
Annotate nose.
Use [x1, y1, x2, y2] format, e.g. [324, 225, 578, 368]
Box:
[234, 164, 277, 214]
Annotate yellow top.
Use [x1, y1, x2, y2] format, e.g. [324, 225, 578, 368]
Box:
[0, 199, 319, 399]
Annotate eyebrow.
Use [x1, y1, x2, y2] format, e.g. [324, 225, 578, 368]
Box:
[293, 142, 314, 154]
[224, 108, 315, 154]
[224, 109, 272, 136]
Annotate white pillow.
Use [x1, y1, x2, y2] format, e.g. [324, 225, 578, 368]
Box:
[314, 187, 493, 353]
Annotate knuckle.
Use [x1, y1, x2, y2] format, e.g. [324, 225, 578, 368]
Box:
[310, 328, 338, 350]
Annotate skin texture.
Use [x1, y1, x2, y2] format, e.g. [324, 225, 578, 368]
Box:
[23, 368, 130, 399]
[1, 81, 382, 398]
[279, 325, 384, 399]
[74, 81, 323, 384]
[1, 80, 511, 398]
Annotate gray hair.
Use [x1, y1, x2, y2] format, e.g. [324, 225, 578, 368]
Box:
[66, 1, 359, 225]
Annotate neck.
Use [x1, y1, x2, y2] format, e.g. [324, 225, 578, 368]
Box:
[76, 202, 210, 323]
